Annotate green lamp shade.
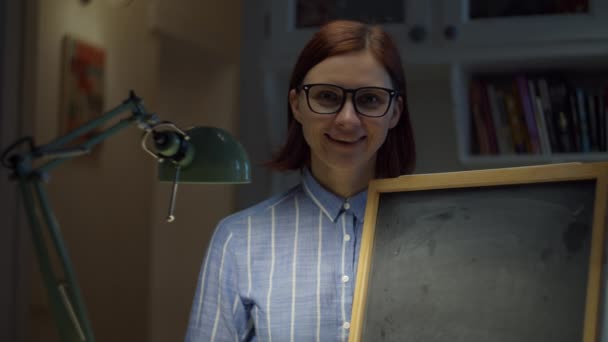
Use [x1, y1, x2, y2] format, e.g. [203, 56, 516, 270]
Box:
[158, 126, 251, 184]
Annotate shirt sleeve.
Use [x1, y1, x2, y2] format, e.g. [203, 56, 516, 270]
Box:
[185, 222, 250, 342]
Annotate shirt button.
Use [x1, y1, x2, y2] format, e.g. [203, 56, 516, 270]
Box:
[341, 275, 350, 283]
[343, 321, 351, 330]
[343, 202, 351, 210]
[344, 234, 351, 242]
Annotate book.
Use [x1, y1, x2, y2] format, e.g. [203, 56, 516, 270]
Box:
[515, 75, 541, 154]
[597, 93, 606, 151]
[548, 80, 573, 152]
[504, 93, 529, 154]
[599, 86, 608, 151]
[528, 79, 552, 154]
[575, 88, 591, 152]
[487, 84, 513, 154]
[537, 78, 560, 151]
[587, 92, 598, 151]
[598, 87, 608, 152]
[569, 93, 582, 152]
[469, 79, 492, 154]
[480, 80, 499, 154]
[534, 96, 552, 154]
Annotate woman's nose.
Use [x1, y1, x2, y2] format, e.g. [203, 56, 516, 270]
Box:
[334, 96, 361, 126]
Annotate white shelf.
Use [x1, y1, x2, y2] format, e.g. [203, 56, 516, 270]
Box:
[460, 153, 608, 169]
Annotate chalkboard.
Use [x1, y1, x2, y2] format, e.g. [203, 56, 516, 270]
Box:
[350, 163, 608, 342]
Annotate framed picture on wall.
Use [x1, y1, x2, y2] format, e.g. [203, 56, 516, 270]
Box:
[59, 35, 106, 153]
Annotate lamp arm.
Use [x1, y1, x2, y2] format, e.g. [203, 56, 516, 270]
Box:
[17, 176, 92, 341]
[37, 100, 139, 154]
[1, 91, 186, 342]
[21, 91, 159, 175]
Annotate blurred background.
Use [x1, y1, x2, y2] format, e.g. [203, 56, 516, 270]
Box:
[1, 0, 606, 341]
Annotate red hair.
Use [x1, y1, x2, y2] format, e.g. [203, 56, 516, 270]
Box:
[267, 20, 416, 178]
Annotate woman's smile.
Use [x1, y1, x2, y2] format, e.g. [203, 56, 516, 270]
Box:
[325, 133, 367, 147]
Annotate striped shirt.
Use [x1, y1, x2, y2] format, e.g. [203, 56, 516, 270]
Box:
[185, 168, 367, 342]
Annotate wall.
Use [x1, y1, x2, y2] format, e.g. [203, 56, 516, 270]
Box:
[0, 0, 28, 341]
[24, 0, 242, 341]
[147, 33, 241, 342]
[237, 0, 303, 210]
[149, 0, 240, 63]
[405, 65, 463, 174]
[146, 1, 242, 341]
[28, 0, 159, 340]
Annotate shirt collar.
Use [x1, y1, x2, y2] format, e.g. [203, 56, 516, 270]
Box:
[301, 168, 367, 223]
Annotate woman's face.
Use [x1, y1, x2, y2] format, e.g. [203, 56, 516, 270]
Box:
[289, 50, 402, 178]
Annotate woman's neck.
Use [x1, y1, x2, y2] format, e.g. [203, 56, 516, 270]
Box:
[309, 162, 374, 198]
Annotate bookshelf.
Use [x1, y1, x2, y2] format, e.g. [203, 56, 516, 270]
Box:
[452, 56, 608, 168]
[441, 0, 608, 168]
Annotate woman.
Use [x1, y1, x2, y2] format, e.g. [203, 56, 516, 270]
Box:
[185, 20, 416, 342]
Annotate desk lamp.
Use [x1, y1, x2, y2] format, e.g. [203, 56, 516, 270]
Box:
[1, 91, 251, 341]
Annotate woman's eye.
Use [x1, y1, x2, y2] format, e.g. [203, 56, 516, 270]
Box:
[316, 91, 339, 102]
[363, 95, 379, 103]
[357, 90, 389, 108]
[358, 94, 380, 105]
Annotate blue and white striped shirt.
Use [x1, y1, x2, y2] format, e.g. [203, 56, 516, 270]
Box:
[185, 168, 367, 342]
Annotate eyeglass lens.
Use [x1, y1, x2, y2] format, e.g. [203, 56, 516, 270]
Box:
[306, 84, 392, 117]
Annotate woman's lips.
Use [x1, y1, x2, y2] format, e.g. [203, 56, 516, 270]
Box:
[325, 133, 366, 145]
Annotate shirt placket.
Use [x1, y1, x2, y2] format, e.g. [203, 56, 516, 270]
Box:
[339, 202, 357, 337]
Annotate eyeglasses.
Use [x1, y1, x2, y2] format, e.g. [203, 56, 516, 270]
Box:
[298, 83, 398, 117]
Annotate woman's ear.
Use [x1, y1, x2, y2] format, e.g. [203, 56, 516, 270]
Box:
[289, 89, 303, 123]
[389, 95, 403, 129]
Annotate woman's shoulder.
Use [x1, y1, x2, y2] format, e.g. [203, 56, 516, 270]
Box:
[216, 184, 302, 231]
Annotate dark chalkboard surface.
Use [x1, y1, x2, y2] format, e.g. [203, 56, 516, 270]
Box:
[351, 164, 608, 342]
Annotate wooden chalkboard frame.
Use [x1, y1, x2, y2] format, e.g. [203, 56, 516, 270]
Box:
[350, 163, 608, 342]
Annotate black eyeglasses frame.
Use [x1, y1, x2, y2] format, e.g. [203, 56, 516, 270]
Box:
[298, 83, 399, 118]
